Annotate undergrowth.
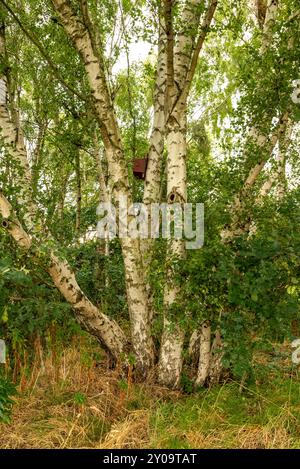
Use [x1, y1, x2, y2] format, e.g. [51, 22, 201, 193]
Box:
[0, 338, 300, 449]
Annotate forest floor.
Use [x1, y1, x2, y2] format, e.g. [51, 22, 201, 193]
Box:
[1, 338, 300, 449]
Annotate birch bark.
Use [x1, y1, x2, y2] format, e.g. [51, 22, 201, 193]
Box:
[158, 0, 218, 387]
[195, 321, 211, 386]
[0, 21, 128, 361]
[51, 0, 155, 375]
[0, 191, 128, 360]
[158, 103, 187, 387]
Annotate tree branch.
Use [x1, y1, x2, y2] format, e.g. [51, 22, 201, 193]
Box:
[182, 0, 218, 100]
[0, 0, 88, 102]
[164, 0, 175, 113]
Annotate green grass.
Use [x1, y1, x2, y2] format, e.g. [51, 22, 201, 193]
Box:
[148, 371, 300, 448]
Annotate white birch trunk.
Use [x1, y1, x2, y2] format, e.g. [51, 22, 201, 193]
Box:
[51, 0, 155, 374]
[158, 0, 218, 387]
[93, 136, 110, 263]
[0, 100, 36, 231]
[158, 105, 187, 388]
[258, 119, 292, 200]
[221, 112, 289, 242]
[143, 20, 167, 207]
[260, 0, 279, 53]
[0, 23, 129, 363]
[140, 18, 167, 324]
[195, 321, 211, 386]
[0, 192, 128, 361]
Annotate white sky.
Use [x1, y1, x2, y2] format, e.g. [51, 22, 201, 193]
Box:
[112, 41, 153, 75]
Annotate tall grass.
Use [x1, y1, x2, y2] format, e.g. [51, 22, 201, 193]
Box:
[0, 337, 300, 449]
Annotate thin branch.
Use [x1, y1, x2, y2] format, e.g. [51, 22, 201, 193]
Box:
[164, 0, 175, 112]
[258, 118, 293, 200]
[167, 0, 218, 122]
[181, 0, 218, 100]
[118, 0, 137, 157]
[0, 0, 87, 102]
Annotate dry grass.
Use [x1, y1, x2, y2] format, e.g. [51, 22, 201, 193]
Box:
[0, 343, 170, 449]
[0, 345, 129, 448]
[1, 340, 300, 449]
[99, 410, 150, 449]
[184, 425, 291, 449]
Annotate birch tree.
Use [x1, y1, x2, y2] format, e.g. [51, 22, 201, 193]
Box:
[0, 0, 300, 390]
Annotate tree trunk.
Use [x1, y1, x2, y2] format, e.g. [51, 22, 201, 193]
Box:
[158, 104, 187, 388]
[0, 192, 128, 362]
[195, 321, 211, 387]
[157, 0, 218, 387]
[0, 45, 129, 363]
[51, 0, 155, 374]
[74, 146, 82, 234]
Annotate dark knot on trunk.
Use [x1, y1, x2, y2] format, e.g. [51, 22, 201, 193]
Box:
[2, 219, 9, 229]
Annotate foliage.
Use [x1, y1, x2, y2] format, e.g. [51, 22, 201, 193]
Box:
[0, 375, 17, 424]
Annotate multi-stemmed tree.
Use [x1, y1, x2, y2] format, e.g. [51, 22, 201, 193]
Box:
[0, 0, 300, 388]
